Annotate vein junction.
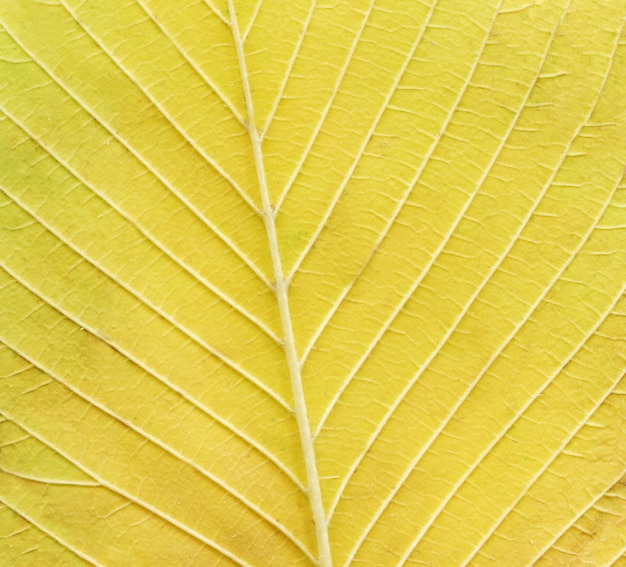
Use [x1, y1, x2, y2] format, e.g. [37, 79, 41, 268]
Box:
[227, 2, 332, 565]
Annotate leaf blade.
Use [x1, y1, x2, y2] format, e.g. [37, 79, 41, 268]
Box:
[2, 1, 626, 564]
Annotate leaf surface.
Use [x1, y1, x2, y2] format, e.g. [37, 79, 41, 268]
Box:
[1, 0, 626, 565]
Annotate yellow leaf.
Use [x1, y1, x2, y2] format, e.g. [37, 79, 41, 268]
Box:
[1, 0, 626, 565]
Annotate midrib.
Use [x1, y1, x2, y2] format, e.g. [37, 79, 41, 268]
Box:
[227, 2, 332, 565]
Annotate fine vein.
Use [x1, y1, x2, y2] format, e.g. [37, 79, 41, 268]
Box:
[227, 2, 331, 565]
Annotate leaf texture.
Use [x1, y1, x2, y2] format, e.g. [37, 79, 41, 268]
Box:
[1, 0, 626, 565]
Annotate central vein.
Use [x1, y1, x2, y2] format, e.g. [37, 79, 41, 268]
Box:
[227, 3, 332, 565]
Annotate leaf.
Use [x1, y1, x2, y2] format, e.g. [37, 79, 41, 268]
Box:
[1, 0, 626, 565]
